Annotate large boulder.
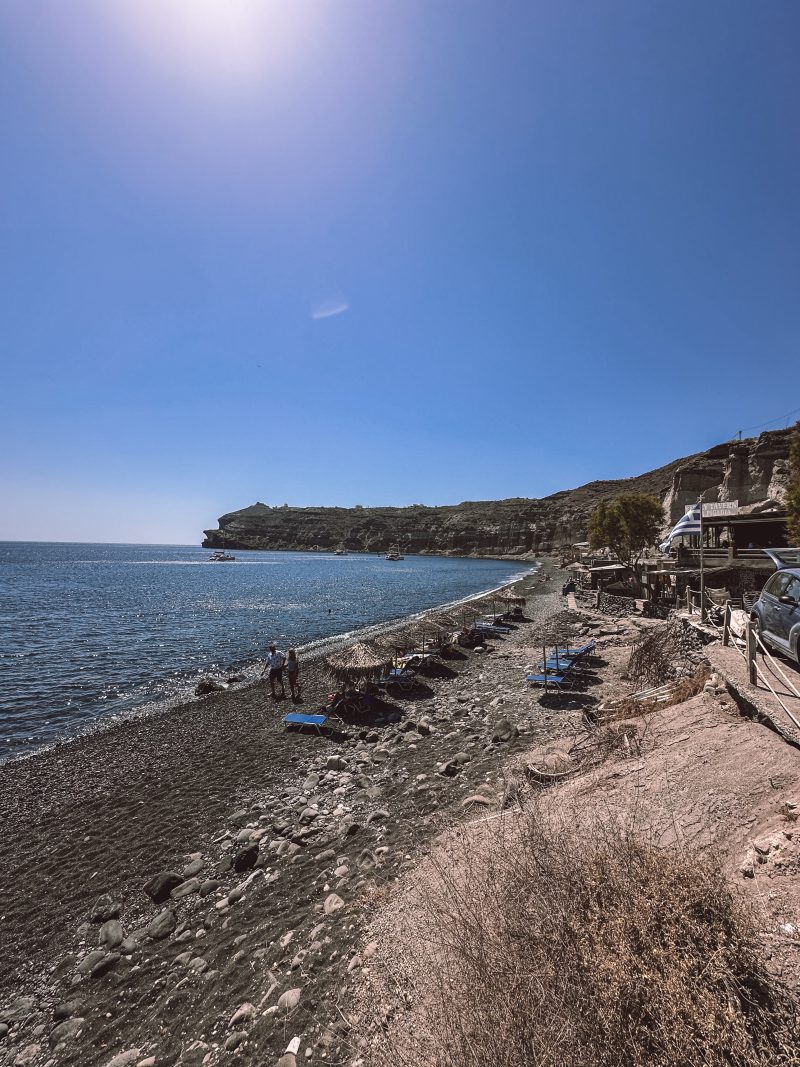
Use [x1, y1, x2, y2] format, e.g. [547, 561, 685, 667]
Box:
[143, 871, 184, 904]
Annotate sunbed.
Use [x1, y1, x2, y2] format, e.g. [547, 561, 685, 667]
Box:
[379, 668, 418, 691]
[283, 712, 330, 734]
[527, 674, 566, 688]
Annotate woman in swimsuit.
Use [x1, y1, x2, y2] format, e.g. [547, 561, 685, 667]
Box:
[286, 648, 300, 701]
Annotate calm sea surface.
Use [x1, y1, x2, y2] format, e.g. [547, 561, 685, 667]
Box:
[0, 542, 532, 761]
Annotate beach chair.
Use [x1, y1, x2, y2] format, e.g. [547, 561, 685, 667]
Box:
[527, 674, 566, 688]
[379, 668, 418, 691]
[283, 712, 329, 734]
[562, 641, 595, 658]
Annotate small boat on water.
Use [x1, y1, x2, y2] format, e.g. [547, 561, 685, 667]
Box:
[208, 550, 236, 562]
[385, 544, 405, 561]
[335, 546, 348, 556]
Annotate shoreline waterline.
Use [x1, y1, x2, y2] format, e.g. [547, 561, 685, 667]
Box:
[1, 554, 540, 766]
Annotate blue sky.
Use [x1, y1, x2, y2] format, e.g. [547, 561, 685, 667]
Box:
[1, 1, 798, 543]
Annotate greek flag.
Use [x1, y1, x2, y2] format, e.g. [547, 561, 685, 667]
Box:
[659, 503, 702, 552]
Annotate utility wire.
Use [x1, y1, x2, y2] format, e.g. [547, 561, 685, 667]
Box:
[736, 404, 800, 438]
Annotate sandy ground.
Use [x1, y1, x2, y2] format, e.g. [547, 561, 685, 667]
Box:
[348, 609, 800, 1064]
[0, 566, 579, 1067]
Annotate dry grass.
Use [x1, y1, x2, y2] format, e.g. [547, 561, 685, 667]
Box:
[365, 810, 798, 1067]
[627, 619, 706, 688]
[598, 665, 712, 725]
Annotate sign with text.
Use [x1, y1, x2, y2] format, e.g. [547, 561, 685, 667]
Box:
[702, 501, 739, 518]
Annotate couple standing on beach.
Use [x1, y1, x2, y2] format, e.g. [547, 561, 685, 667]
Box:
[262, 643, 301, 701]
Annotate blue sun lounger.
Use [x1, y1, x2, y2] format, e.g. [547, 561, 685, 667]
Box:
[536, 641, 596, 672]
[562, 642, 595, 657]
[527, 674, 566, 688]
[283, 712, 329, 734]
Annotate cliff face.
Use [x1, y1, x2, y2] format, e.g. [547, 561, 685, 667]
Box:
[202, 428, 793, 557]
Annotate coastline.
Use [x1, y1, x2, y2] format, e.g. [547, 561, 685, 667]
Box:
[4, 563, 796, 1066]
[1, 551, 536, 768]
[0, 563, 556, 1002]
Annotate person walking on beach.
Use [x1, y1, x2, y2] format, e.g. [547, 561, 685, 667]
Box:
[262, 643, 286, 698]
[285, 648, 301, 701]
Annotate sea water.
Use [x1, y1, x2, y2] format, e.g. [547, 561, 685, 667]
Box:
[0, 542, 532, 761]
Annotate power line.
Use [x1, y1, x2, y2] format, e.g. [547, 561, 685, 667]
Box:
[737, 404, 800, 436]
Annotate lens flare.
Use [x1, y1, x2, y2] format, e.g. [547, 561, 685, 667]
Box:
[100, 0, 316, 93]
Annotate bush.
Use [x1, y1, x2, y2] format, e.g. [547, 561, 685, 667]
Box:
[368, 811, 798, 1067]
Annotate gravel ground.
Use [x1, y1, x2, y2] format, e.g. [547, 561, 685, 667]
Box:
[0, 565, 581, 1067]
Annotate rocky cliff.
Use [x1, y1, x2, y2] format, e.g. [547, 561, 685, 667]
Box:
[202, 428, 793, 558]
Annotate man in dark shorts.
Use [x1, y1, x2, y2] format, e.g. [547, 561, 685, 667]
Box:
[262, 643, 286, 698]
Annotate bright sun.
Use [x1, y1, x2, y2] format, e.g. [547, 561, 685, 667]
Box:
[103, 0, 315, 93]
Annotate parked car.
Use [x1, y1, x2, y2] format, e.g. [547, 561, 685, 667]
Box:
[749, 550, 800, 666]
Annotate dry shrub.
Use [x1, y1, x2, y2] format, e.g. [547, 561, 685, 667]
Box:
[628, 619, 706, 687]
[369, 811, 798, 1067]
[599, 665, 711, 725]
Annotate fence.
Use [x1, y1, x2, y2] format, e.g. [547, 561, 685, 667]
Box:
[720, 600, 800, 735]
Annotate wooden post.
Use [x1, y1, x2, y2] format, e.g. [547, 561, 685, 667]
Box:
[722, 602, 731, 647]
[746, 620, 757, 686]
[699, 502, 706, 622]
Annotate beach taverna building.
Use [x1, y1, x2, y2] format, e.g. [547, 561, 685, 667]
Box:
[653, 501, 791, 603]
[660, 501, 789, 562]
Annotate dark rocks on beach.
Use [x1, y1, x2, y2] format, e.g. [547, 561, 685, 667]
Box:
[90, 952, 120, 979]
[366, 809, 389, 825]
[171, 877, 201, 899]
[182, 856, 204, 878]
[90, 893, 121, 923]
[143, 871, 184, 904]
[53, 1000, 84, 1022]
[100, 918, 124, 949]
[4, 996, 37, 1022]
[146, 909, 176, 941]
[195, 678, 223, 695]
[232, 845, 259, 872]
[49, 1015, 84, 1049]
[491, 718, 518, 743]
[77, 950, 107, 976]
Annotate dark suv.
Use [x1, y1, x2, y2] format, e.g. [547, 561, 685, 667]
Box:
[750, 550, 800, 667]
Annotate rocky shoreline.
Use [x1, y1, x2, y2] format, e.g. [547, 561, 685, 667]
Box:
[4, 563, 799, 1066]
[0, 564, 575, 1066]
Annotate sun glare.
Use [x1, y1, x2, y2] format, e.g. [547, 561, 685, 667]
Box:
[101, 0, 315, 93]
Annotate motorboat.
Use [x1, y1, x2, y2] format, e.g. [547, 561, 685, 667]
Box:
[335, 546, 348, 556]
[385, 544, 405, 560]
[208, 551, 236, 562]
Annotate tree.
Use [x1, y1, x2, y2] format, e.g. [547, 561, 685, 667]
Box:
[787, 422, 800, 545]
[587, 493, 664, 582]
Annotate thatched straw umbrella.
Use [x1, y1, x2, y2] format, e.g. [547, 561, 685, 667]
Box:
[324, 642, 392, 687]
[393, 617, 452, 655]
[496, 587, 526, 606]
